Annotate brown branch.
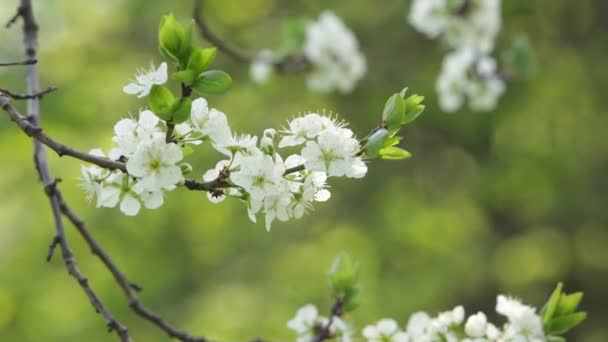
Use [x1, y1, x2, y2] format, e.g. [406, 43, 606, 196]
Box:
[192, 0, 254, 62]
[55, 191, 208, 342]
[313, 297, 344, 342]
[192, 0, 311, 74]
[13, 1, 131, 340]
[0, 95, 126, 171]
[0, 85, 57, 99]
[0, 59, 36, 66]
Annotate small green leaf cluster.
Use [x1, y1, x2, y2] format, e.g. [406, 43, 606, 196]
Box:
[154, 14, 232, 123]
[328, 253, 361, 312]
[363, 88, 425, 160]
[501, 34, 537, 80]
[541, 283, 587, 340]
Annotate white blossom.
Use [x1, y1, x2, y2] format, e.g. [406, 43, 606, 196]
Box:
[301, 127, 367, 178]
[436, 48, 505, 112]
[465, 312, 487, 338]
[113, 109, 164, 156]
[408, 0, 450, 39]
[288, 304, 322, 342]
[250, 50, 275, 84]
[230, 153, 285, 201]
[123, 62, 168, 98]
[126, 136, 184, 192]
[189, 97, 233, 146]
[363, 319, 409, 342]
[496, 295, 545, 341]
[303, 11, 367, 94]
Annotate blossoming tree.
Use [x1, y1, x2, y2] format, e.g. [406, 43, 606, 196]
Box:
[0, 0, 585, 341]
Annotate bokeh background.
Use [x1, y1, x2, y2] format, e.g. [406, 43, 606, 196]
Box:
[1, 0, 607, 341]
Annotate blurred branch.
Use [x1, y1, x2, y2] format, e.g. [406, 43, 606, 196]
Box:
[192, 0, 311, 74]
[0, 85, 57, 99]
[0, 59, 36, 66]
[313, 297, 344, 342]
[192, 0, 254, 62]
[8, 0, 131, 341]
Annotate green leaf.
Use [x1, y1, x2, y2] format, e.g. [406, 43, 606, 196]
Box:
[403, 94, 425, 124]
[546, 312, 587, 335]
[364, 128, 389, 158]
[382, 93, 406, 130]
[148, 85, 175, 120]
[328, 253, 360, 296]
[159, 14, 184, 62]
[379, 146, 412, 160]
[501, 34, 536, 79]
[192, 70, 232, 94]
[555, 292, 584, 316]
[278, 17, 308, 55]
[171, 70, 196, 84]
[542, 282, 563, 324]
[187, 47, 217, 74]
[158, 14, 192, 67]
[382, 136, 402, 149]
[171, 97, 192, 124]
[342, 286, 361, 312]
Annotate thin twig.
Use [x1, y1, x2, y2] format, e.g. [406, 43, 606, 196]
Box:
[0, 59, 37, 66]
[55, 191, 208, 342]
[14, 1, 131, 340]
[0, 86, 57, 99]
[5, 4, 23, 28]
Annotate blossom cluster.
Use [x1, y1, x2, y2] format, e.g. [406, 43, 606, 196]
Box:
[408, 0, 506, 112]
[80, 61, 368, 230]
[290, 296, 548, 342]
[250, 11, 367, 94]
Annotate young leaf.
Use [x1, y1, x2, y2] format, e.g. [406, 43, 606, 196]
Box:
[159, 14, 185, 62]
[171, 97, 192, 124]
[382, 93, 406, 130]
[328, 253, 360, 296]
[403, 94, 425, 124]
[546, 312, 587, 335]
[555, 292, 584, 316]
[379, 146, 412, 160]
[171, 70, 196, 84]
[187, 47, 217, 75]
[364, 128, 389, 158]
[192, 70, 232, 94]
[541, 282, 564, 324]
[148, 85, 175, 120]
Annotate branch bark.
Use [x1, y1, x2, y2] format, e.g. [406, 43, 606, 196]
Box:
[0, 59, 36, 66]
[0, 85, 57, 99]
[9, 1, 131, 340]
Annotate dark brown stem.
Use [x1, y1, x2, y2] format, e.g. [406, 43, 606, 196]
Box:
[0, 59, 36, 66]
[0, 86, 57, 99]
[313, 297, 344, 342]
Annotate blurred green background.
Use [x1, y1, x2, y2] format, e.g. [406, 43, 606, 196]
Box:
[1, 0, 607, 341]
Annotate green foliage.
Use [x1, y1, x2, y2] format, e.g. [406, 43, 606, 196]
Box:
[364, 89, 425, 160]
[192, 70, 233, 94]
[541, 283, 587, 336]
[328, 253, 361, 312]
[501, 34, 537, 79]
[158, 13, 193, 67]
[148, 85, 176, 120]
[278, 18, 308, 56]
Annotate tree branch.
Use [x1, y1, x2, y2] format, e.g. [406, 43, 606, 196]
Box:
[192, 0, 311, 74]
[0, 59, 36, 66]
[13, 1, 131, 340]
[192, 0, 254, 62]
[0, 86, 57, 99]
